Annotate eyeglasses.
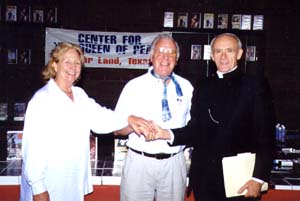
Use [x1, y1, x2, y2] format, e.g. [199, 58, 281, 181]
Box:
[154, 47, 177, 58]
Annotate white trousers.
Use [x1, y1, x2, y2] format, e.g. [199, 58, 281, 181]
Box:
[120, 149, 187, 201]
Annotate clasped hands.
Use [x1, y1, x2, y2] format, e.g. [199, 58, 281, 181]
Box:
[128, 115, 171, 141]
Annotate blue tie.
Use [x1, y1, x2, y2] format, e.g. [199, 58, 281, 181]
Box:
[151, 70, 183, 122]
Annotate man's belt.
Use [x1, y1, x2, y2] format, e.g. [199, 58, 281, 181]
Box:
[129, 148, 178, 160]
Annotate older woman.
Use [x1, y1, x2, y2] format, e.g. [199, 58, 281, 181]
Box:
[20, 42, 152, 201]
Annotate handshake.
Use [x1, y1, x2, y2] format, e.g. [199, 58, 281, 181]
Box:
[127, 115, 171, 141]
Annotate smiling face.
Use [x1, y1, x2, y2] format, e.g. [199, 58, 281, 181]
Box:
[211, 35, 243, 73]
[53, 48, 82, 88]
[151, 38, 177, 78]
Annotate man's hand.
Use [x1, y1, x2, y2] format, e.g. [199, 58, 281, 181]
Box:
[237, 179, 262, 198]
[128, 115, 155, 140]
[152, 122, 171, 140]
[33, 191, 50, 201]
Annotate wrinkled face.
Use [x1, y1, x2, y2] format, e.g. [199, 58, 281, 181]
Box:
[53, 48, 82, 86]
[211, 35, 243, 73]
[151, 38, 177, 78]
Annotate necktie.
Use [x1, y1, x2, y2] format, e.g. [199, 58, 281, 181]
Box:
[151, 70, 183, 122]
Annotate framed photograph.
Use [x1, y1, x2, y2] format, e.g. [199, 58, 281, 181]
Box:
[163, 11, 174, 28]
[5, 5, 17, 22]
[45, 7, 57, 24]
[203, 13, 214, 29]
[253, 15, 264, 30]
[7, 130, 23, 160]
[241, 15, 252, 30]
[18, 49, 31, 65]
[246, 46, 256, 62]
[177, 12, 188, 28]
[0, 103, 8, 121]
[190, 44, 202, 60]
[231, 14, 241, 29]
[7, 48, 18, 64]
[32, 9, 44, 23]
[189, 12, 201, 29]
[217, 14, 228, 29]
[18, 5, 31, 22]
[13, 102, 26, 121]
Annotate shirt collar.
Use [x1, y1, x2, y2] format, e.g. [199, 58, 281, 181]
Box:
[216, 66, 238, 79]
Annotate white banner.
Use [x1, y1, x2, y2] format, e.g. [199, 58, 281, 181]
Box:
[45, 27, 166, 69]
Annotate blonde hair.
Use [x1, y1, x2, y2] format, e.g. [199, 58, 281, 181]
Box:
[42, 42, 85, 82]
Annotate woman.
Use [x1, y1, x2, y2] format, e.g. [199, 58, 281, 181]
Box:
[20, 42, 152, 201]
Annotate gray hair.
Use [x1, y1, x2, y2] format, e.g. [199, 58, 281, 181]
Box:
[210, 33, 243, 50]
[150, 33, 180, 60]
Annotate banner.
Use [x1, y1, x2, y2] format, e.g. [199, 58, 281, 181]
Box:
[45, 27, 166, 69]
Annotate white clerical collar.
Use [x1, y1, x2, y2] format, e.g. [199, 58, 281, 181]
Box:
[216, 66, 238, 79]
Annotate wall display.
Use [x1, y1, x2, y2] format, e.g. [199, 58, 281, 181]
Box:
[217, 14, 228, 29]
[13, 102, 26, 121]
[32, 9, 44, 23]
[18, 49, 31, 65]
[163, 11, 174, 28]
[5, 5, 17, 22]
[203, 13, 214, 29]
[0, 103, 8, 121]
[18, 5, 30, 22]
[177, 12, 188, 28]
[45, 7, 58, 24]
[7, 48, 18, 64]
[6, 130, 23, 160]
[246, 46, 256, 61]
[190, 44, 202, 60]
[241, 15, 252, 30]
[253, 15, 264, 30]
[189, 12, 201, 29]
[231, 14, 242, 29]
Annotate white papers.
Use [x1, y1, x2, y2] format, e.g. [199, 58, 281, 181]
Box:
[163, 12, 174, 28]
[222, 153, 268, 198]
[203, 45, 211, 60]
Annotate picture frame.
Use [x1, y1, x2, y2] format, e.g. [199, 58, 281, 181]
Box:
[190, 44, 202, 60]
[203, 13, 214, 29]
[177, 12, 188, 28]
[7, 48, 18, 64]
[5, 5, 17, 22]
[32, 9, 44, 23]
[18, 5, 31, 22]
[189, 12, 201, 29]
[13, 102, 26, 121]
[246, 46, 256, 62]
[231, 14, 241, 29]
[18, 49, 31, 65]
[7, 130, 23, 160]
[217, 14, 228, 29]
[0, 103, 8, 121]
[45, 7, 57, 24]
